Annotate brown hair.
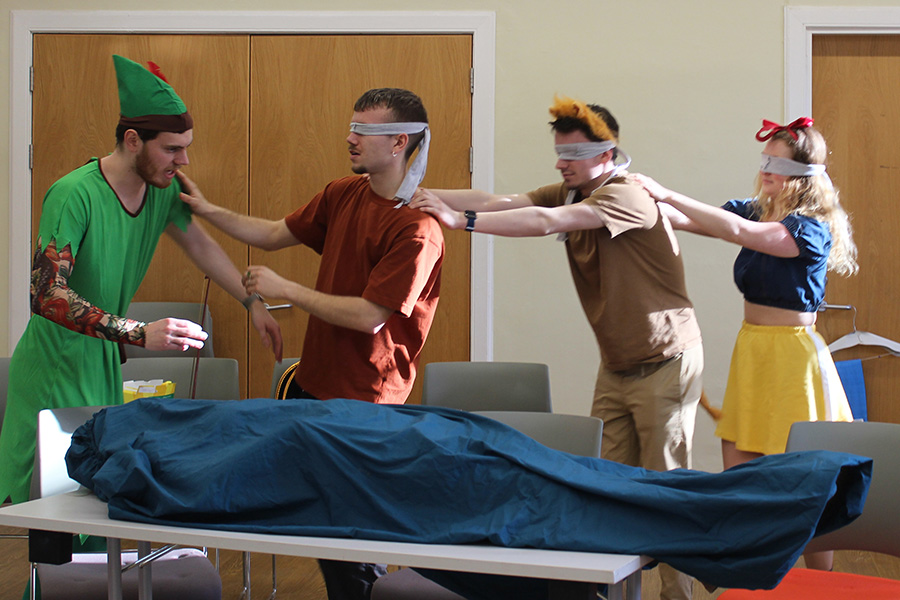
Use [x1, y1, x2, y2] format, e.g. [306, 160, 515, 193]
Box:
[354, 88, 428, 160]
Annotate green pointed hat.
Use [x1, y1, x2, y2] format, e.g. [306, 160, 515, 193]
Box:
[113, 54, 193, 132]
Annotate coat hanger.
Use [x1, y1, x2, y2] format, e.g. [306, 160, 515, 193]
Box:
[823, 304, 900, 356]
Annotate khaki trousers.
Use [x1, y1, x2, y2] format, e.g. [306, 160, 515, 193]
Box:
[591, 343, 704, 600]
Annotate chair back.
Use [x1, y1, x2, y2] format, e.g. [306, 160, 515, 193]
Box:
[32, 405, 110, 500]
[270, 358, 302, 398]
[31, 406, 223, 599]
[422, 361, 552, 412]
[0, 356, 9, 435]
[786, 420, 900, 557]
[121, 357, 240, 400]
[123, 302, 214, 358]
[473, 411, 603, 458]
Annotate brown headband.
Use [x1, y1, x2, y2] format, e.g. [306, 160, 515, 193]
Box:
[118, 112, 193, 133]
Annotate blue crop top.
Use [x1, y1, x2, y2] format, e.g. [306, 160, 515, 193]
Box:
[723, 199, 832, 313]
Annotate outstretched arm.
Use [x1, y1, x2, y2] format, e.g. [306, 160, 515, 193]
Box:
[177, 171, 299, 251]
[425, 188, 535, 212]
[656, 201, 709, 234]
[31, 239, 208, 352]
[409, 188, 605, 236]
[167, 221, 284, 360]
[634, 174, 800, 257]
[242, 266, 393, 334]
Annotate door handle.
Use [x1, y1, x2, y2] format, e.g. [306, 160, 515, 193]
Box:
[265, 303, 292, 311]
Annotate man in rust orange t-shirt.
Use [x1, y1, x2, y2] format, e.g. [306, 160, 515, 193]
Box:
[179, 88, 443, 599]
[180, 88, 443, 406]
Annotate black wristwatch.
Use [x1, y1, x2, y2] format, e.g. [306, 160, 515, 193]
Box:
[464, 210, 477, 232]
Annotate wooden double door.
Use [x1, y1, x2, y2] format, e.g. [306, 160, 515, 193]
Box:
[32, 33, 473, 399]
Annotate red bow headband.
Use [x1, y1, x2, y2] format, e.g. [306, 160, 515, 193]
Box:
[755, 117, 814, 142]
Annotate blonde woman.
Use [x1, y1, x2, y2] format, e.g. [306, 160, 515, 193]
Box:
[636, 118, 858, 570]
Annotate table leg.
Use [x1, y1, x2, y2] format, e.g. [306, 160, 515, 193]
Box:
[138, 540, 152, 600]
[107, 537, 123, 600]
[29, 563, 38, 600]
[268, 554, 277, 600]
[608, 581, 624, 600]
[625, 570, 642, 600]
[240, 550, 251, 600]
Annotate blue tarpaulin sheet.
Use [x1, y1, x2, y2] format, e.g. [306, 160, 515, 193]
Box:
[66, 397, 870, 591]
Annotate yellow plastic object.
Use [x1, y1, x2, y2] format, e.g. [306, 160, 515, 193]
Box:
[123, 379, 175, 403]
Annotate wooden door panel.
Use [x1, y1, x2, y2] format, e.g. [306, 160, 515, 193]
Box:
[32, 32, 474, 599]
[33, 33, 473, 403]
[812, 35, 900, 423]
[32, 34, 253, 396]
[248, 35, 473, 400]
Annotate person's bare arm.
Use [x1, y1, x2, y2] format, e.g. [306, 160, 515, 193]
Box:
[167, 221, 284, 360]
[425, 188, 535, 212]
[635, 174, 799, 257]
[177, 171, 299, 251]
[409, 188, 604, 236]
[242, 265, 393, 334]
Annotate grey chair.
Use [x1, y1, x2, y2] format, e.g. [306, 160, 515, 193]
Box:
[473, 411, 603, 458]
[370, 411, 603, 600]
[30, 405, 111, 501]
[421, 361, 552, 412]
[786, 421, 900, 556]
[121, 357, 240, 400]
[30, 405, 221, 600]
[270, 358, 302, 398]
[717, 420, 900, 599]
[123, 302, 214, 359]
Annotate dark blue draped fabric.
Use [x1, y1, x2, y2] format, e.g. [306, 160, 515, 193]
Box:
[66, 397, 870, 591]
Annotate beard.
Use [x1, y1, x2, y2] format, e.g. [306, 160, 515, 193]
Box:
[350, 164, 368, 175]
[560, 174, 581, 191]
[135, 147, 173, 189]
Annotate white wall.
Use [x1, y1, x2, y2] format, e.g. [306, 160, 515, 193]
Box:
[2, 0, 892, 472]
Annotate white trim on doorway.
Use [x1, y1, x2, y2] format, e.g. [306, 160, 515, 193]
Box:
[785, 6, 900, 118]
[8, 10, 496, 359]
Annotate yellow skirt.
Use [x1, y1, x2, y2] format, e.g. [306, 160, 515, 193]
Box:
[715, 322, 853, 455]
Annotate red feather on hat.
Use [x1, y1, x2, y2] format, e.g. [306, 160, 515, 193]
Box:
[147, 61, 169, 83]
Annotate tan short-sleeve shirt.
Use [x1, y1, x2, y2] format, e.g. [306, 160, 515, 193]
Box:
[528, 177, 701, 371]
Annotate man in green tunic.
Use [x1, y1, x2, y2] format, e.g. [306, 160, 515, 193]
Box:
[0, 55, 283, 504]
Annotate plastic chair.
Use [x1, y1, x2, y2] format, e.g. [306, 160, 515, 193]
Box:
[370, 411, 603, 600]
[124, 301, 214, 359]
[30, 406, 109, 500]
[473, 411, 603, 458]
[270, 358, 302, 398]
[421, 362, 552, 412]
[719, 421, 900, 600]
[121, 357, 240, 400]
[30, 405, 221, 600]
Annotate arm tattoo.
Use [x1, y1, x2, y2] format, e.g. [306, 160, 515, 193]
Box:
[30, 238, 147, 345]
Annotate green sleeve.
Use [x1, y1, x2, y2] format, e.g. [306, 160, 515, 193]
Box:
[38, 179, 90, 256]
[167, 177, 193, 232]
